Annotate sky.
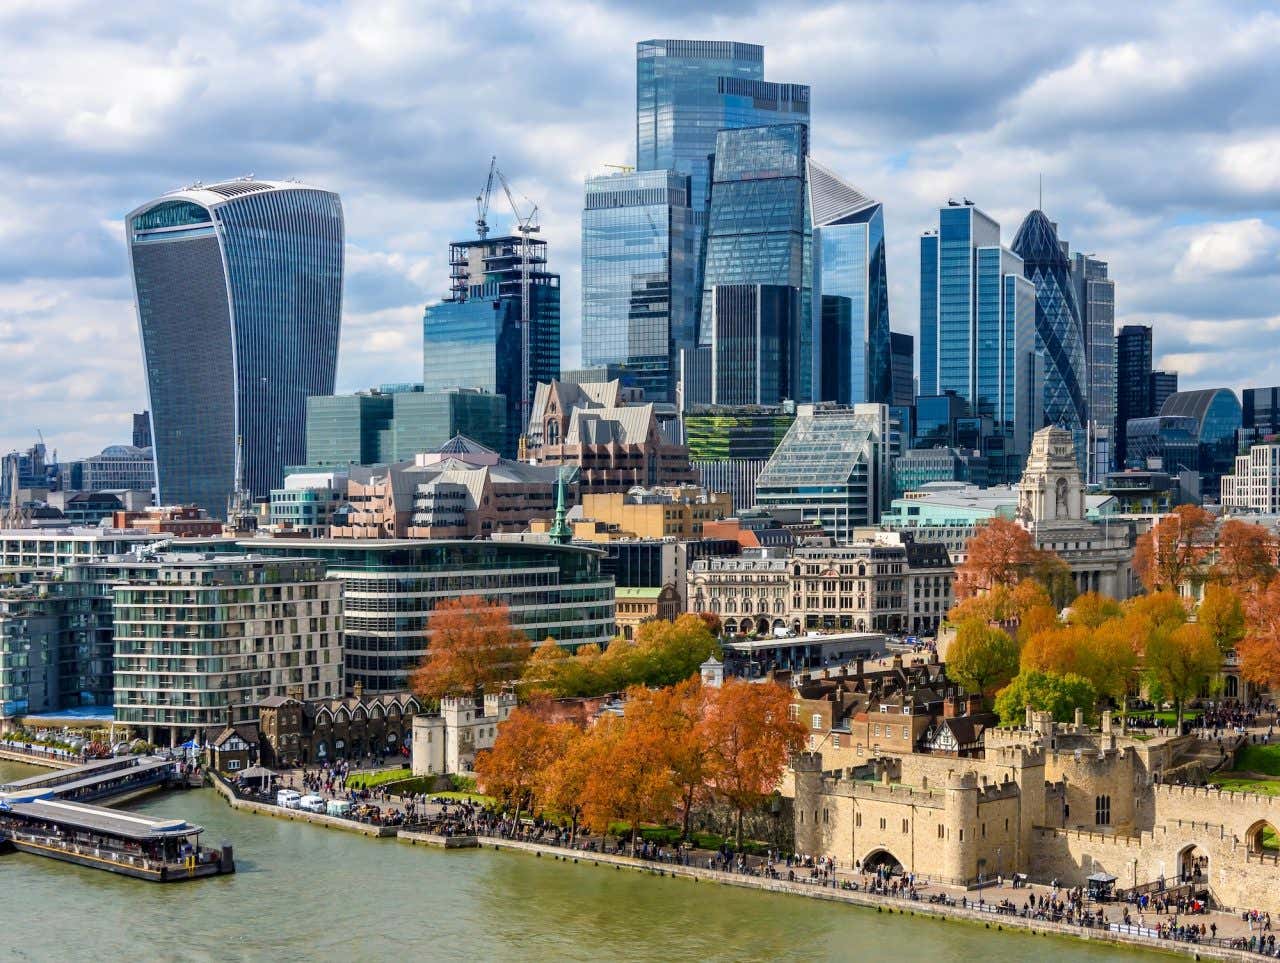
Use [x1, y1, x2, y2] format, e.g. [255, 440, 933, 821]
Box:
[2, 0, 1279, 459]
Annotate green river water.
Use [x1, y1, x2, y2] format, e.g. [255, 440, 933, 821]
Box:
[0, 760, 1155, 962]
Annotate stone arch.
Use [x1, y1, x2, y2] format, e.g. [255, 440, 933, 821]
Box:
[353, 705, 368, 722]
[1178, 843, 1209, 882]
[861, 848, 904, 875]
[334, 706, 350, 724]
[1246, 820, 1280, 854]
[315, 707, 333, 725]
[371, 703, 385, 720]
[756, 617, 769, 635]
[1223, 674, 1239, 699]
[724, 619, 738, 635]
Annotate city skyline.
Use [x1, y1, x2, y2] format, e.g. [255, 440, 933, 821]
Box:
[3, 2, 1278, 456]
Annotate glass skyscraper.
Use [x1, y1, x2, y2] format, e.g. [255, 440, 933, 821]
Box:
[423, 235, 560, 458]
[810, 159, 892, 406]
[1115, 324, 1153, 469]
[710, 283, 800, 405]
[701, 123, 814, 399]
[1071, 252, 1116, 482]
[918, 204, 1038, 481]
[635, 39, 809, 325]
[1011, 210, 1088, 456]
[581, 170, 695, 402]
[127, 179, 343, 517]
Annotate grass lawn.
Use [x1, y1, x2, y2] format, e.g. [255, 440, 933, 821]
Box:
[1214, 775, 1280, 796]
[348, 767, 411, 788]
[431, 790, 493, 805]
[1127, 709, 1201, 725]
[1235, 743, 1280, 777]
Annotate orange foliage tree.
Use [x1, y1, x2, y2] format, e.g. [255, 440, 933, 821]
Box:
[578, 713, 679, 855]
[954, 518, 1042, 599]
[410, 596, 530, 700]
[624, 678, 711, 840]
[1143, 622, 1221, 730]
[537, 726, 595, 844]
[1214, 519, 1278, 591]
[1132, 505, 1216, 592]
[473, 707, 571, 821]
[1240, 577, 1280, 690]
[702, 679, 804, 847]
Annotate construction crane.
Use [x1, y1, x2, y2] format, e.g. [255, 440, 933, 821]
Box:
[492, 164, 541, 439]
[475, 156, 497, 241]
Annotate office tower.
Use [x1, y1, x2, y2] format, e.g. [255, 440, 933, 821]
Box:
[422, 235, 560, 458]
[132, 412, 152, 450]
[913, 393, 968, 449]
[701, 123, 814, 398]
[754, 403, 892, 540]
[1071, 252, 1116, 482]
[635, 39, 809, 277]
[306, 388, 507, 467]
[917, 204, 1039, 482]
[1243, 386, 1280, 437]
[127, 179, 343, 517]
[581, 170, 696, 403]
[1157, 389, 1242, 496]
[810, 161, 892, 406]
[710, 283, 800, 405]
[1, 441, 50, 507]
[1011, 211, 1088, 454]
[890, 333, 915, 407]
[1151, 370, 1179, 414]
[1115, 324, 1153, 468]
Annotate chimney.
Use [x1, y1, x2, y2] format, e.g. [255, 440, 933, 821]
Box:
[943, 695, 959, 718]
[1074, 707, 1084, 729]
[1101, 709, 1112, 735]
[353, 681, 364, 701]
[966, 693, 982, 715]
[1025, 704, 1033, 729]
[855, 658, 864, 679]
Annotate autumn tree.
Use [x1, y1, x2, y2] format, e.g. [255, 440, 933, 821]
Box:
[1020, 624, 1090, 677]
[697, 611, 724, 637]
[702, 678, 804, 848]
[410, 596, 530, 700]
[578, 714, 679, 855]
[1214, 519, 1278, 591]
[1143, 622, 1221, 731]
[1032, 553, 1078, 610]
[1197, 583, 1245, 654]
[1066, 592, 1123, 629]
[1075, 618, 1139, 707]
[994, 670, 1097, 725]
[954, 518, 1042, 599]
[473, 707, 568, 822]
[537, 724, 595, 844]
[946, 620, 1020, 702]
[1239, 577, 1280, 689]
[1133, 504, 1216, 592]
[624, 678, 710, 840]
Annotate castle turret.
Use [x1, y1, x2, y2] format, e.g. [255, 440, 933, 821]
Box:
[791, 752, 825, 856]
[943, 770, 980, 883]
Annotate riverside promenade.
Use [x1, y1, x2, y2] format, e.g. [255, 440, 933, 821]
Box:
[474, 836, 1266, 963]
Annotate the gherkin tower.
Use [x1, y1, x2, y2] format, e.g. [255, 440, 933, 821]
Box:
[1011, 210, 1088, 457]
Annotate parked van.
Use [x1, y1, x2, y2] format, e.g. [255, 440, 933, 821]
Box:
[298, 794, 326, 814]
[276, 789, 302, 809]
[326, 800, 352, 818]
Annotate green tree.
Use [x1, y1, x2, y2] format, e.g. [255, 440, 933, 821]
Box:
[946, 620, 1020, 703]
[995, 670, 1098, 725]
[1198, 583, 1245, 654]
[1143, 622, 1222, 731]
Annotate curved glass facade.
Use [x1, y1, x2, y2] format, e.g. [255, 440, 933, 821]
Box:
[1159, 388, 1243, 496]
[129, 182, 343, 516]
[1011, 210, 1087, 443]
[581, 170, 695, 402]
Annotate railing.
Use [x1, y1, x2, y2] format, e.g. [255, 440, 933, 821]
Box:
[4, 829, 208, 875]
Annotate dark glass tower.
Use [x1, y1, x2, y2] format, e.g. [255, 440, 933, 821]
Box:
[1115, 324, 1153, 468]
[422, 235, 560, 458]
[700, 123, 813, 399]
[127, 180, 343, 517]
[710, 283, 800, 405]
[581, 170, 695, 402]
[1011, 210, 1088, 453]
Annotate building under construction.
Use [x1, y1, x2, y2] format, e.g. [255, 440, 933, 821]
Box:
[423, 234, 560, 460]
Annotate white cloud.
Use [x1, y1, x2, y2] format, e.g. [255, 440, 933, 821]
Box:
[2, 0, 1280, 457]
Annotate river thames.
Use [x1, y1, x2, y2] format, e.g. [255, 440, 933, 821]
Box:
[0, 760, 1159, 962]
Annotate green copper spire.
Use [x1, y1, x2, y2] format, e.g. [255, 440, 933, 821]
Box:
[549, 468, 571, 544]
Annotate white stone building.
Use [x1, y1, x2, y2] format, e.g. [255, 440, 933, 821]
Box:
[410, 691, 517, 776]
[1221, 443, 1280, 513]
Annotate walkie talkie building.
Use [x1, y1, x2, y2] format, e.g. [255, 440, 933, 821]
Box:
[127, 179, 343, 517]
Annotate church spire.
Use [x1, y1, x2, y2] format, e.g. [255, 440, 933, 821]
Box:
[548, 468, 571, 545]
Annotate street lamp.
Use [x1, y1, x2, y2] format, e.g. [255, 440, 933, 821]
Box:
[977, 856, 987, 903]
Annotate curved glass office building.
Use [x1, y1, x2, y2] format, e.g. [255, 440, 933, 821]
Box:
[127, 180, 343, 516]
[1159, 388, 1242, 497]
[1011, 210, 1087, 442]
